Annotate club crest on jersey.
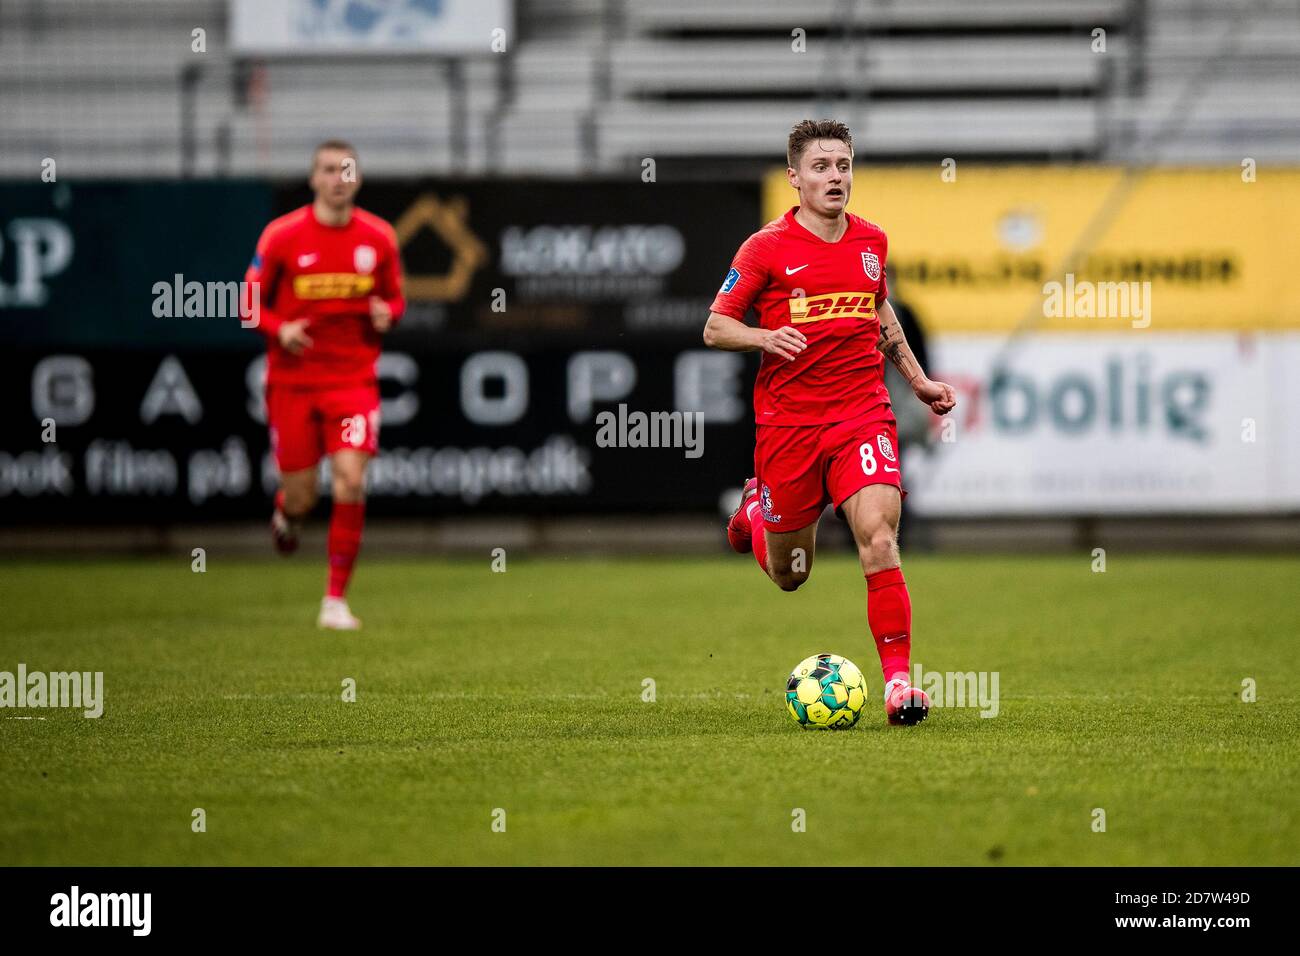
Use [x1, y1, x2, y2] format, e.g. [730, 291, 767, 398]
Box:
[861, 251, 881, 281]
[354, 244, 377, 274]
[876, 433, 897, 463]
[720, 267, 741, 293]
[760, 483, 781, 524]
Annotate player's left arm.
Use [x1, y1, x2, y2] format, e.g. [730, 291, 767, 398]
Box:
[369, 226, 407, 333]
[877, 297, 956, 415]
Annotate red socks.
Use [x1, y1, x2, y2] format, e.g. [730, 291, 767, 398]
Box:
[326, 501, 366, 598]
[746, 498, 770, 577]
[866, 566, 912, 685]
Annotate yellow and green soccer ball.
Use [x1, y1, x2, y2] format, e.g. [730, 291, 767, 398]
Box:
[785, 653, 868, 729]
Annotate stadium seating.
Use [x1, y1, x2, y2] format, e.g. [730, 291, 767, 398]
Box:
[0, 0, 1297, 177]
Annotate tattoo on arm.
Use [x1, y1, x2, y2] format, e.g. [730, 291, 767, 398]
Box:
[878, 308, 923, 385]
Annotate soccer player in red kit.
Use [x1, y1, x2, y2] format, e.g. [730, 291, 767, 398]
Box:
[243, 140, 405, 630]
[703, 120, 956, 725]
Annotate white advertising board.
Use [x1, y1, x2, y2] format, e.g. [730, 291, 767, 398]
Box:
[230, 0, 511, 55]
[907, 334, 1300, 515]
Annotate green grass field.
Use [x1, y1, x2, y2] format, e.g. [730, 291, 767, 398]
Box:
[1, 553, 1296, 866]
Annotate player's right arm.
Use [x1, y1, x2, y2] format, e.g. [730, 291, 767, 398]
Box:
[702, 232, 807, 361]
[242, 222, 312, 355]
[703, 312, 807, 361]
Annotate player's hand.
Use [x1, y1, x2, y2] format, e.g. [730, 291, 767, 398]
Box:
[277, 319, 313, 355]
[913, 377, 956, 415]
[369, 296, 393, 333]
[759, 325, 807, 362]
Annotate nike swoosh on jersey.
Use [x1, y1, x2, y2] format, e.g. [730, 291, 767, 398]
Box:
[785, 264, 809, 275]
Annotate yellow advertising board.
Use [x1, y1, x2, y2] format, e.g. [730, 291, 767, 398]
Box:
[762, 167, 1300, 333]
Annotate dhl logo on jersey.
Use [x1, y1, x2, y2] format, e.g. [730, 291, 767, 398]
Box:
[788, 291, 877, 324]
[293, 273, 375, 300]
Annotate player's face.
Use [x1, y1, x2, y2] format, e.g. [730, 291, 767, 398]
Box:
[310, 149, 361, 209]
[788, 140, 852, 217]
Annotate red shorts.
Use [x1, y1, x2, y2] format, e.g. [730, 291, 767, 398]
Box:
[266, 381, 380, 473]
[754, 409, 903, 531]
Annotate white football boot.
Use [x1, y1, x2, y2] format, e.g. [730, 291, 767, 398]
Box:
[317, 596, 361, 631]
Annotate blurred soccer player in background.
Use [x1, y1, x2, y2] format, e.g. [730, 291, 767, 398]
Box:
[704, 120, 956, 725]
[243, 141, 406, 630]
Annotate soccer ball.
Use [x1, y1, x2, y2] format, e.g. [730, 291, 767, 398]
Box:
[785, 653, 868, 729]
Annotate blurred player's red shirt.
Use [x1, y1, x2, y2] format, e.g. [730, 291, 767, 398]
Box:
[709, 208, 890, 425]
[244, 205, 405, 387]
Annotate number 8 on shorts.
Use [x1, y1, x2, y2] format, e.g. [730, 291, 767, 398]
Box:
[859, 440, 877, 476]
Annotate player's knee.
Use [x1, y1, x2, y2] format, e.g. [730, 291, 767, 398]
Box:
[282, 485, 318, 517]
[857, 525, 897, 570]
[332, 472, 366, 503]
[770, 566, 810, 592]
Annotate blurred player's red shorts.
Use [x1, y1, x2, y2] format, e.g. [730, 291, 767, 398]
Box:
[266, 381, 380, 473]
[754, 407, 904, 532]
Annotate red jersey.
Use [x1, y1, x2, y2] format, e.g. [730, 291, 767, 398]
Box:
[244, 204, 405, 388]
[710, 207, 891, 426]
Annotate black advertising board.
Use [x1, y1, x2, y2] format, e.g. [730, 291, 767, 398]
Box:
[0, 345, 759, 522]
[1, 178, 759, 349]
[273, 179, 761, 345]
[0, 179, 764, 522]
[0, 181, 273, 349]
